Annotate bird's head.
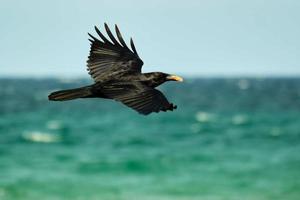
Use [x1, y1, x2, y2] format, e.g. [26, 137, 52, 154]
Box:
[146, 72, 183, 87]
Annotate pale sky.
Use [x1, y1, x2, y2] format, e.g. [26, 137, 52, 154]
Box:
[0, 0, 300, 77]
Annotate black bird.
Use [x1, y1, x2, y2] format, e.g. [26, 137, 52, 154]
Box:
[48, 23, 183, 115]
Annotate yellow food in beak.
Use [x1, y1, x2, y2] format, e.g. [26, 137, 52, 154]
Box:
[166, 75, 184, 82]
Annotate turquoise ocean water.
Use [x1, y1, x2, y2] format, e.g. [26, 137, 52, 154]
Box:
[0, 78, 299, 200]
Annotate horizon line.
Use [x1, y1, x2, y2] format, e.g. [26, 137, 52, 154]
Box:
[1, 74, 300, 79]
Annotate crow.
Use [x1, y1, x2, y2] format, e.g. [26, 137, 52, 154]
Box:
[48, 23, 183, 115]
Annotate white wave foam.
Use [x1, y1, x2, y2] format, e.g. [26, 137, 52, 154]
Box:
[232, 114, 248, 125]
[22, 131, 61, 143]
[46, 120, 62, 130]
[195, 111, 215, 123]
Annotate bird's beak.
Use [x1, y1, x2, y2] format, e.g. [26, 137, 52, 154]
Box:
[166, 75, 184, 82]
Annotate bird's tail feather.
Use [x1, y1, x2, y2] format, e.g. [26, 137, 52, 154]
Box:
[48, 86, 93, 101]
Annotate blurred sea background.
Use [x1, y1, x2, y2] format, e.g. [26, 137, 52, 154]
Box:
[0, 77, 299, 200]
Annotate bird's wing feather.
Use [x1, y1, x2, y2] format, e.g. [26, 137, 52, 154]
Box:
[99, 82, 177, 115]
[87, 23, 143, 82]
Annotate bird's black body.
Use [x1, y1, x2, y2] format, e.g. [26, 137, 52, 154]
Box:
[49, 23, 183, 115]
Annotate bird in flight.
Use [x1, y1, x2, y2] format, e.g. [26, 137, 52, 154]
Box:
[48, 23, 183, 115]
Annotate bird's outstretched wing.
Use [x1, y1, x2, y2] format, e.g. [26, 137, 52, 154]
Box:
[98, 82, 177, 115]
[87, 23, 143, 82]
